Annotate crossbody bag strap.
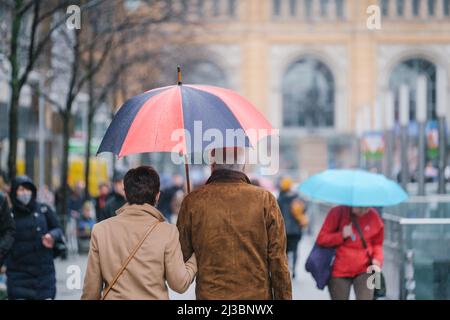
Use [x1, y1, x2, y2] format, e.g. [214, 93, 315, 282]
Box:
[101, 221, 161, 300]
[336, 206, 345, 232]
[351, 215, 373, 265]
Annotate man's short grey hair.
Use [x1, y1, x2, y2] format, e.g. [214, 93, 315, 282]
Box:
[210, 147, 246, 172]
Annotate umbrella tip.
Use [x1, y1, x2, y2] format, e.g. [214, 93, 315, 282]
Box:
[177, 65, 182, 85]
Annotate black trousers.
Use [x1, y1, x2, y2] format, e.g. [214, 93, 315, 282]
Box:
[286, 234, 302, 277]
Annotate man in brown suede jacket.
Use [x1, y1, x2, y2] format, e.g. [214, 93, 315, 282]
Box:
[177, 148, 292, 300]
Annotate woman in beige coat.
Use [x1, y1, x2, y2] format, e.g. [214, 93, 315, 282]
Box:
[81, 166, 196, 300]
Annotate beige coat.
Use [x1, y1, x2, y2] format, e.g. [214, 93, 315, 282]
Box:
[81, 203, 197, 300]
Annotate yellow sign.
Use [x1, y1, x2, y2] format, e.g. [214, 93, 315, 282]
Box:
[68, 158, 108, 197]
[16, 160, 25, 175]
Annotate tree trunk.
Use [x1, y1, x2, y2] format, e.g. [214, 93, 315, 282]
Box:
[60, 110, 71, 223]
[84, 108, 94, 200]
[83, 46, 95, 200]
[7, 0, 24, 183]
[7, 88, 20, 183]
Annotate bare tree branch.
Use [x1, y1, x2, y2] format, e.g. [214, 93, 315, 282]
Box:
[17, 0, 35, 17]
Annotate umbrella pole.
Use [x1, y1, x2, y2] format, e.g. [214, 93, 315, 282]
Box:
[184, 154, 191, 194]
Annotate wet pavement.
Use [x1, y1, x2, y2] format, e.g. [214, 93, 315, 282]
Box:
[55, 234, 330, 300]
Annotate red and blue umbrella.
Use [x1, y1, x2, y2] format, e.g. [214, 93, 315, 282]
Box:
[97, 68, 275, 191]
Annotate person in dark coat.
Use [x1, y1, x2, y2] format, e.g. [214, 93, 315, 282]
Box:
[6, 176, 63, 300]
[157, 175, 184, 221]
[96, 173, 126, 223]
[277, 177, 307, 279]
[94, 182, 111, 222]
[0, 193, 15, 267]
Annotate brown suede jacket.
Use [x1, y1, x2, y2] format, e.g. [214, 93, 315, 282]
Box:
[177, 169, 292, 300]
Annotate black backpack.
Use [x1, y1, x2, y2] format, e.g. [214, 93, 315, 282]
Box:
[40, 204, 67, 259]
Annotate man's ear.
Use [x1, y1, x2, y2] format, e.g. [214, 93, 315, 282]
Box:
[156, 191, 161, 202]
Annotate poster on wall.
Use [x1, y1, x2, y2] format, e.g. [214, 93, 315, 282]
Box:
[426, 121, 439, 159]
[361, 131, 385, 160]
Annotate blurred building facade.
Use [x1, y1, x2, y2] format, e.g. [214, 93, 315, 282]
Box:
[172, 0, 450, 178]
[2, 0, 450, 186]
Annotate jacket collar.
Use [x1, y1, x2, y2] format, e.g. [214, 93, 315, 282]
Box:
[116, 203, 166, 222]
[206, 169, 251, 185]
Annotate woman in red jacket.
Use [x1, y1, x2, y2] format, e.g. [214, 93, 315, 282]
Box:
[316, 205, 384, 300]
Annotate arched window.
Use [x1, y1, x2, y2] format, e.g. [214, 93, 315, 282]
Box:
[389, 58, 437, 122]
[282, 57, 335, 128]
[183, 61, 228, 87]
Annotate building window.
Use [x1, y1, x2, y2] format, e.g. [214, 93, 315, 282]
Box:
[396, 0, 404, 16]
[380, 0, 389, 16]
[228, 0, 236, 16]
[335, 0, 345, 18]
[123, 0, 140, 11]
[289, 0, 297, 16]
[389, 58, 437, 122]
[304, 0, 313, 17]
[273, 0, 281, 16]
[212, 0, 220, 16]
[428, 0, 435, 15]
[412, 0, 420, 16]
[320, 0, 329, 17]
[445, 0, 450, 16]
[283, 58, 335, 128]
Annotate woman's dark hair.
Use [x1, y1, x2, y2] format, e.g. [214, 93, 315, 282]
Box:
[124, 166, 160, 205]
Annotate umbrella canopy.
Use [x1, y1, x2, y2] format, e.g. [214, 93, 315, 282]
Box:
[97, 84, 274, 157]
[97, 68, 276, 193]
[298, 169, 408, 207]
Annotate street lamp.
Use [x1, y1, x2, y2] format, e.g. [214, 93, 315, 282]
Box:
[436, 67, 448, 194]
[355, 109, 364, 168]
[416, 75, 427, 196]
[373, 98, 384, 173]
[384, 90, 395, 179]
[362, 105, 372, 169]
[399, 84, 410, 190]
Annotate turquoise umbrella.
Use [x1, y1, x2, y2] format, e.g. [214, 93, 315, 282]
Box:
[298, 169, 408, 207]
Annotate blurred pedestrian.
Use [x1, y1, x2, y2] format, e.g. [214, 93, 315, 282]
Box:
[68, 181, 85, 218]
[424, 160, 438, 183]
[6, 176, 63, 300]
[82, 166, 197, 300]
[177, 147, 292, 300]
[97, 172, 126, 222]
[94, 182, 111, 221]
[77, 201, 96, 254]
[37, 184, 55, 209]
[316, 206, 384, 300]
[168, 189, 184, 224]
[0, 193, 15, 268]
[277, 177, 308, 279]
[158, 174, 184, 221]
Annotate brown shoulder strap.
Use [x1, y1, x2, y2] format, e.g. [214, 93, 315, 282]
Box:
[101, 221, 161, 300]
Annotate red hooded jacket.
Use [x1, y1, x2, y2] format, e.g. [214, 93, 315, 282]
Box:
[316, 206, 384, 278]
